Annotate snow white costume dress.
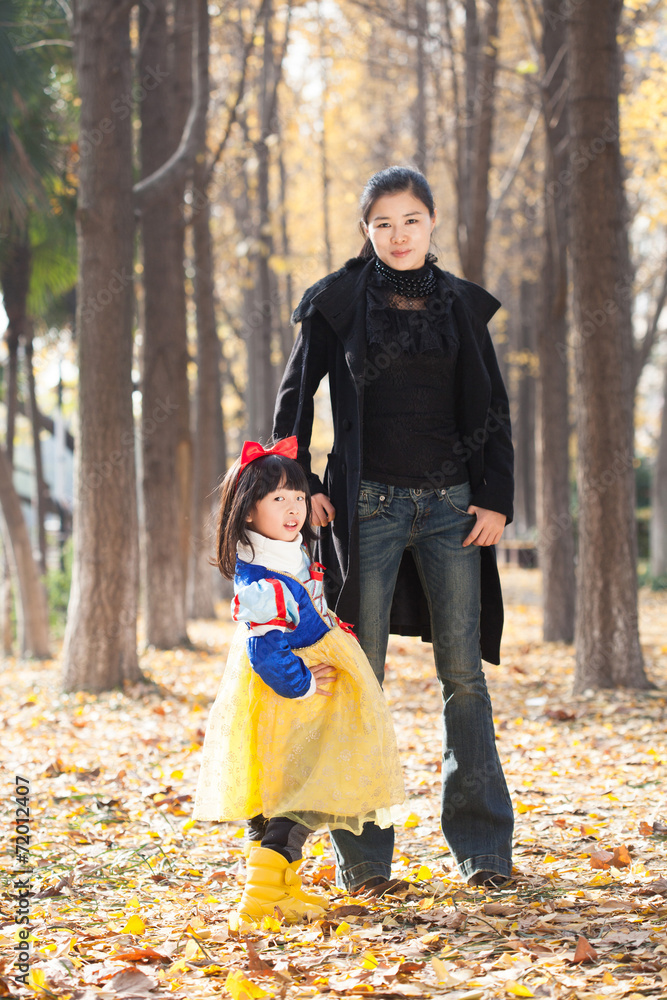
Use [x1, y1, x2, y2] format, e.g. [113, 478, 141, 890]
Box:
[193, 530, 404, 833]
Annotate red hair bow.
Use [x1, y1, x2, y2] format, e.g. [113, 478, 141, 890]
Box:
[238, 436, 298, 476]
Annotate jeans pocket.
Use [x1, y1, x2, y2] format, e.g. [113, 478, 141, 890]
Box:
[444, 482, 473, 517]
[357, 487, 388, 522]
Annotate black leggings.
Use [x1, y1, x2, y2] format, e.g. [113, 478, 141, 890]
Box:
[246, 814, 310, 863]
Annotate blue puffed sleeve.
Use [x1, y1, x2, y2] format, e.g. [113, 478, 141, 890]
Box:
[246, 631, 314, 699]
[232, 577, 314, 699]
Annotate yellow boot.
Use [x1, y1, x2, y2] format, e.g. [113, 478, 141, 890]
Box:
[236, 846, 328, 923]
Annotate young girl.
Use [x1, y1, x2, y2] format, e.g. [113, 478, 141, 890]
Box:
[193, 437, 404, 923]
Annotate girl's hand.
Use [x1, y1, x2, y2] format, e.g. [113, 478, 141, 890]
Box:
[311, 493, 336, 528]
[310, 662, 337, 696]
[463, 506, 507, 547]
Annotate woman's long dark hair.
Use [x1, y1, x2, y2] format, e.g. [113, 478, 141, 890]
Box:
[358, 166, 436, 259]
[216, 452, 317, 579]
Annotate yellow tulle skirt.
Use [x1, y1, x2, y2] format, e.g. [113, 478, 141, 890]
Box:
[193, 623, 404, 834]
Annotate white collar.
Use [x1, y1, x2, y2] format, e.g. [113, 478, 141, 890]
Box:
[237, 529, 306, 576]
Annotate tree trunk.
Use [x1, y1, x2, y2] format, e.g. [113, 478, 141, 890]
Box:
[62, 0, 141, 692]
[538, 0, 575, 642]
[250, 0, 278, 442]
[318, 0, 333, 275]
[413, 0, 427, 174]
[25, 329, 49, 576]
[138, 0, 190, 647]
[1, 238, 28, 655]
[568, 0, 650, 690]
[188, 0, 225, 619]
[455, 0, 500, 285]
[650, 364, 667, 579]
[514, 280, 538, 537]
[0, 445, 50, 657]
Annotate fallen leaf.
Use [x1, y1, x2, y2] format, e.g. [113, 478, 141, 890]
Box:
[505, 981, 535, 997]
[225, 969, 271, 999]
[483, 903, 521, 916]
[571, 936, 598, 964]
[611, 845, 632, 867]
[589, 849, 614, 870]
[106, 967, 158, 994]
[112, 947, 170, 963]
[122, 914, 146, 935]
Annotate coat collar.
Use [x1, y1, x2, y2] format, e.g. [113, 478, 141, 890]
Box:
[301, 257, 501, 333]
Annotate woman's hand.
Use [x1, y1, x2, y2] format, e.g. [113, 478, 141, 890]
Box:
[311, 492, 336, 528]
[310, 662, 337, 696]
[463, 506, 507, 547]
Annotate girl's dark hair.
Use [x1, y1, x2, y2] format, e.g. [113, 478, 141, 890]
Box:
[358, 166, 436, 259]
[215, 451, 317, 579]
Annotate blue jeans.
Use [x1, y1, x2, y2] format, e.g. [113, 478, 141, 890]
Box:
[329, 480, 513, 887]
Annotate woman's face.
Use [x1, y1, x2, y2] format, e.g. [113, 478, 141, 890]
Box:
[363, 189, 436, 270]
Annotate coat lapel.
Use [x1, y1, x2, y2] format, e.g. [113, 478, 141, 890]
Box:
[310, 260, 371, 387]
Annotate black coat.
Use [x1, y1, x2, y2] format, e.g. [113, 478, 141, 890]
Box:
[273, 257, 514, 664]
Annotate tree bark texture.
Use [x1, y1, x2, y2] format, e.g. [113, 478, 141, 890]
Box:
[139, 0, 191, 646]
[2, 237, 29, 654]
[455, 0, 499, 285]
[249, 0, 279, 442]
[413, 0, 427, 174]
[650, 364, 667, 579]
[538, 1, 575, 642]
[25, 331, 48, 576]
[0, 445, 50, 657]
[62, 0, 141, 692]
[567, 0, 649, 690]
[188, 0, 225, 619]
[514, 280, 538, 537]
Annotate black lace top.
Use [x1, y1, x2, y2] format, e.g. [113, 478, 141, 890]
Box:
[361, 264, 468, 489]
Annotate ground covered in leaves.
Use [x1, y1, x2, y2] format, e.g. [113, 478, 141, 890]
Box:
[1, 567, 666, 1000]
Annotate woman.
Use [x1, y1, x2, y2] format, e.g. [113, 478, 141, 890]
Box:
[273, 166, 514, 890]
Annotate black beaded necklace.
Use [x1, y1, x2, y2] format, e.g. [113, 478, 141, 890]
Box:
[374, 254, 437, 302]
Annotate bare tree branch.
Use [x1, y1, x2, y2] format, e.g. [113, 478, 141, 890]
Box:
[133, 0, 204, 209]
[15, 38, 74, 50]
[488, 102, 541, 222]
[205, 0, 270, 185]
[634, 261, 667, 392]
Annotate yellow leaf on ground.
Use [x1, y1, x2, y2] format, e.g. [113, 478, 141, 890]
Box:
[182, 818, 196, 833]
[415, 864, 432, 880]
[184, 938, 202, 959]
[28, 968, 47, 990]
[506, 982, 534, 997]
[224, 970, 271, 999]
[123, 914, 146, 935]
[261, 915, 281, 932]
[361, 951, 378, 969]
[335, 921, 351, 936]
[404, 813, 420, 828]
[431, 957, 464, 986]
[311, 842, 325, 856]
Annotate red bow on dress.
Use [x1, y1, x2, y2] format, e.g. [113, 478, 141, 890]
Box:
[238, 436, 298, 477]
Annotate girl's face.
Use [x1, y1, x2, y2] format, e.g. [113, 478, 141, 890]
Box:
[246, 482, 308, 542]
[363, 189, 436, 271]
